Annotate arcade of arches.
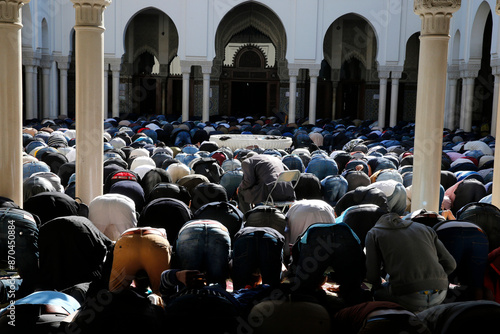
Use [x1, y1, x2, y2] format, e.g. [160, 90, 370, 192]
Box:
[3, 0, 500, 211]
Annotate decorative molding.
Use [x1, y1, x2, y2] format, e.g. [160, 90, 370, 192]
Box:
[71, 0, 111, 28]
[308, 68, 320, 77]
[22, 50, 40, 66]
[391, 71, 403, 80]
[0, 0, 28, 25]
[40, 54, 53, 69]
[447, 64, 460, 79]
[377, 65, 391, 79]
[288, 68, 299, 77]
[54, 55, 71, 70]
[459, 63, 481, 79]
[414, 0, 461, 36]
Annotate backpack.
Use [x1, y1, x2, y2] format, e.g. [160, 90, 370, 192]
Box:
[190, 157, 224, 183]
[194, 201, 244, 240]
[244, 205, 286, 236]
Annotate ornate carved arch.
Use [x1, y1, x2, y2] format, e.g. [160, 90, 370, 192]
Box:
[213, 3, 287, 79]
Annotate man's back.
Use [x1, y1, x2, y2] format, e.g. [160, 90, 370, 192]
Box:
[365, 213, 456, 295]
[239, 154, 294, 205]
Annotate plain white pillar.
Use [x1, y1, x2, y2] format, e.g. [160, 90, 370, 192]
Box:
[377, 73, 389, 128]
[491, 73, 500, 137]
[464, 77, 475, 132]
[104, 67, 109, 118]
[492, 2, 500, 209]
[24, 64, 35, 119]
[447, 78, 458, 130]
[57, 60, 70, 117]
[389, 72, 401, 127]
[288, 75, 297, 124]
[411, 0, 460, 212]
[202, 74, 210, 122]
[287, 69, 299, 123]
[111, 69, 120, 118]
[72, 0, 111, 205]
[308, 70, 319, 125]
[181, 71, 190, 122]
[0, 0, 30, 206]
[202, 65, 211, 123]
[42, 64, 51, 119]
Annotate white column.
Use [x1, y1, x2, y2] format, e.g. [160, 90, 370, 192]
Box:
[32, 59, 39, 118]
[411, 0, 460, 213]
[389, 71, 402, 127]
[49, 59, 59, 119]
[492, 2, 500, 208]
[288, 68, 299, 124]
[491, 68, 500, 137]
[110, 64, 120, 118]
[445, 67, 460, 130]
[201, 65, 211, 123]
[72, 0, 111, 205]
[23, 63, 35, 119]
[56, 57, 70, 117]
[464, 77, 475, 132]
[41, 56, 51, 119]
[180, 63, 191, 122]
[308, 68, 319, 125]
[0, 0, 30, 206]
[103, 64, 109, 118]
[377, 69, 390, 129]
[459, 63, 480, 132]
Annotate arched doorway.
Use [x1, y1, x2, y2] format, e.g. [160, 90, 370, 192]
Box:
[214, 3, 287, 118]
[122, 8, 179, 117]
[339, 57, 366, 119]
[221, 42, 279, 117]
[322, 14, 377, 121]
[401, 32, 420, 122]
[473, 11, 493, 128]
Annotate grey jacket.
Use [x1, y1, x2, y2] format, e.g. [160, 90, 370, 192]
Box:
[239, 154, 295, 205]
[365, 213, 456, 295]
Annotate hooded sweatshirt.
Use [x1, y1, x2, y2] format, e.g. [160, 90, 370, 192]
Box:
[365, 213, 456, 296]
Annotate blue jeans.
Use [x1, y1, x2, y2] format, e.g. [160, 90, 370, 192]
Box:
[175, 220, 231, 287]
[375, 282, 447, 312]
[231, 227, 284, 290]
[436, 227, 489, 288]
